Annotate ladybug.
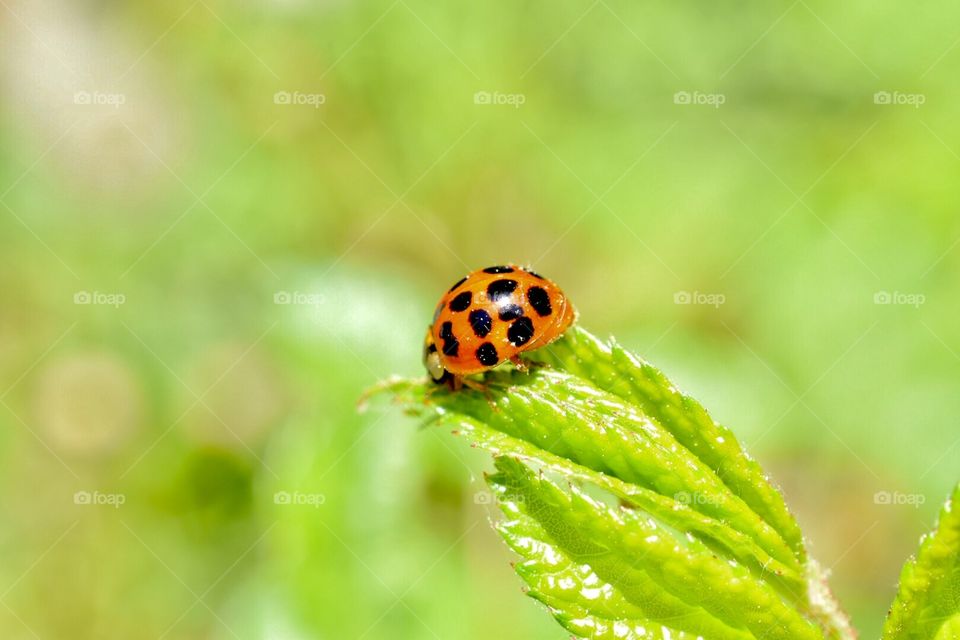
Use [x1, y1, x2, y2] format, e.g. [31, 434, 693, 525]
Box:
[423, 264, 576, 388]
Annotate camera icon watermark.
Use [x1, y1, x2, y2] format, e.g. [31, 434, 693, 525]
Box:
[273, 91, 326, 108]
[873, 290, 925, 308]
[874, 491, 925, 508]
[473, 91, 526, 108]
[273, 290, 325, 306]
[273, 491, 326, 507]
[673, 91, 726, 108]
[73, 90, 126, 109]
[473, 491, 494, 505]
[74, 490, 126, 508]
[673, 290, 726, 308]
[873, 91, 925, 108]
[74, 291, 126, 308]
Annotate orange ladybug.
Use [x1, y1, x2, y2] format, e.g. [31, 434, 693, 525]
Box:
[423, 265, 576, 388]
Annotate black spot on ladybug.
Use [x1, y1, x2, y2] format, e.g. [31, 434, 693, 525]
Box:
[523, 269, 545, 279]
[527, 286, 552, 317]
[476, 342, 499, 366]
[498, 303, 524, 321]
[487, 279, 518, 302]
[439, 321, 460, 356]
[507, 317, 535, 346]
[448, 276, 467, 292]
[427, 342, 437, 353]
[442, 338, 459, 357]
[449, 291, 472, 312]
[483, 265, 514, 274]
[439, 321, 454, 340]
[469, 309, 492, 338]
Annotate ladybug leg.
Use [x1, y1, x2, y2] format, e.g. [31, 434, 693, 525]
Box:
[450, 375, 488, 394]
[442, 374, 493, 399]
[525, 357, 550, 369]
[459, 376, 500, 410]
[459, 376, 487, 393]
[510, 356, 530, 373]
[423, 380, 445, 403]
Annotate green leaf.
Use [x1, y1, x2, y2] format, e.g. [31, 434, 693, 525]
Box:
[883, 483, 960, 640]
[366, 326, 854, 639]
[527, 328, 806, 562]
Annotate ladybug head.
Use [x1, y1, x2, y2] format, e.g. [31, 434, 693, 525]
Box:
[422, 328, 450, 384]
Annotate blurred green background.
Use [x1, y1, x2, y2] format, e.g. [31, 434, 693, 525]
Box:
[1, 1, 958, 638]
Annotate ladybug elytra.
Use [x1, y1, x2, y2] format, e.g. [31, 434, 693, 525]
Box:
[423, 265, 576, 389]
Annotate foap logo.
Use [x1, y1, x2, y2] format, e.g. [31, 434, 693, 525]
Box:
[874, 491, 925, 508]
[473, 91, 526, 108]
[73, 90, 126, 108]
[674, 290, 726, 308]
[273, 91, 326, 108]
[874, 290, 925, 308]
[674, 491, 722, 507]
[673, 91, 726, 108]
[473, 491, 523, 505]
[74, 291, 126, 308]
[873, 91, 925, 108]
[74, 490, 126, 508]
[274, 290, 325, 306]
[273, 491, 326, 507]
